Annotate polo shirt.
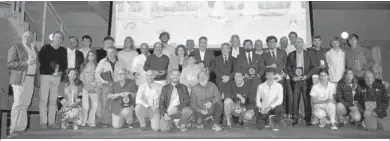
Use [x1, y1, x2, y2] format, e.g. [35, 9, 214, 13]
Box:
[109, 79, 138, 116]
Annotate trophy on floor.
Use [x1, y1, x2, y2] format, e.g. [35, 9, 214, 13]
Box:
[247, 67, 257, 79]
[295, 67, 303, 80]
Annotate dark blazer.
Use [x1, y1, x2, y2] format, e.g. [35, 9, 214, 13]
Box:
[159, 83, 191, 115]
[307, 47, 330, 75]
[262, 48, 288, 73]
[7, 43, 40, 86]
[286, 50, 315, 78]
[229, 47, 245, 58]
[213, 54, 235, 95]
[355, 79, 389, 118]
[234, 51, 266, 77]
[66, 49, 84, 72]
[190, 50, 215, 70]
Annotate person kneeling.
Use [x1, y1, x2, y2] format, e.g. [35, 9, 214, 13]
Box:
[135, 70, 163, 131]
[160, 70, 193, 132]
[310, 70, 338, 130]
[190, 71, 223, 131]
[255, 68, 284, 131]
[224, 71, 254, 130]
[108, 68, 138, 129]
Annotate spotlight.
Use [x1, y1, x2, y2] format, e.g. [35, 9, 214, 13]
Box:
[341, 32, 349, 39]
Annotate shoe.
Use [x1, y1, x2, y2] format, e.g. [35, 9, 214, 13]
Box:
[40, 124, 47, 130]
[177, 124, 188, 132]
[196, 124, 204, 129]
[128, 123, 134, 129]
[88, 123, 96, 127]
[330, 123, 338, 130]
[139, 126, 147, 131]
[306, 121, 312, 127]
[265, 116, 273, 128]
[61, 123, 67, 129]
[319, 119, 326, 128]
[49, 123, 60, 129]
[102, 123, 109, 128]
[80, 123, 86, 127]
[8, 132, 19, 138]
[311, 117, 319, 125]
[212, 124, 223, 132]
[292, 119, 299, 126]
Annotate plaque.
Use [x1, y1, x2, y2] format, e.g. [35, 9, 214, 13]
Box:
[122, 95, 131, 108]
[295, 67, 303, 77]
[320, 60, 325, 66]
[247, 67, 257, 79]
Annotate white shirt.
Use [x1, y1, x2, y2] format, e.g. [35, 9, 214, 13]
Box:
[199, 50, 206, 61]
[310, 82, 336, 101]
[136, 82, 163, 109]
[24, 43, 37, 74]
[256, 81, 283, 108]
[231, 47, 240, 58]
[131, 54, 149, 85]
[118, 50, 139, 72]
[286, 44, 296, 55]
[78, 47, 91, 59]
[246, 52, 253, 64]
[326, 48, 345, 83]
[168, 85, 180, 110]
[296, 50, 304, 68]
[67, 48, 76, 68]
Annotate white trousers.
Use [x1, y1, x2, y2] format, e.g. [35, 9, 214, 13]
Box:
[313, 102, 336, 124]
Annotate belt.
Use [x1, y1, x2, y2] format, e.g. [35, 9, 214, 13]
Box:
[26, 74, 35, 76]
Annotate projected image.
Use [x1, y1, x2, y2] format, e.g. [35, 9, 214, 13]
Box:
[113, 1, 310, 48]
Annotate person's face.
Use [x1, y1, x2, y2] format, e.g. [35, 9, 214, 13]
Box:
[107, 48, 117, 61]
[346, 70, 354, 82]
[221, 44, 231, 56]
[234, 73, 244, 84]
[365, 72, 375, 86]
[170, 71, 180, 83]
[154, 44, 163, 55]
[267, 39, 277, 49]
[348, 37, 358, 48]
[87, 52, 95, 62]
[186, 41, 194, 50]
[331, 40, 340, 49]
[199, 38, 207, 51]
[104, 40, 114, 48]
[266, 72, 275, 81]
[280, 37, 288, 48]
[22, 31, 33, 45]
[231, 36, 240, 47]
[146, 71, 155, 83]
[117, 70, 127, 81]
[52, 33, 63, 46]
[82, 38, 91, 47]
[319, 72, 329, 82]
[313, 38, 322, 48]
[140, 44, 149, 54]
[160, 34, 169, 43]
[288, 33, 297, 44]
[243, 41, 253, 52]
[187, 57, 195, 65]
[254, 40, 263, 51]
[294, 38, 304, 50]
[177, 47, 185, 57]
[124, 38, 133, 49]
[68, 70, 77, 81]
[68, 37, 78, 49]
[198, 72, 209, 84]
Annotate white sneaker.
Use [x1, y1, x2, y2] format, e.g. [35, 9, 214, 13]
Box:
[311, 117, 319, 125]
[331, 124, 338, 130]
[319, 119, 326, 128]
[212, 124, 222, 132]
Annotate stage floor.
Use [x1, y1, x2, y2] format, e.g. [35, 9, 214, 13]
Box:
[12, 123, 390, 139]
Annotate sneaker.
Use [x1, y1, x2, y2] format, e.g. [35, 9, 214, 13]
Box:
[48, 123, 60, 129]
[319, 119, 326, 128]
[306, 121, 313, 127]
[139, 126, 147, 131]
[178, 124, 188, 132]
[265, 115, 274, 128]
[80, 123, 86, 127]
[101, 123, 109, 128]
[61, 123, 67, 129]
[330, 123, 338, 130]
[311, 117, 319, 125]
[212, 124, 223, 132]
[73, 124, 79, 130]
[128, 123, 134, 129]
[173, 119, 180, 127]
[40, 124, 47, 130]
[88, 123, 96, 127]
[196, 124, 204, 129]
[8, 132, 19, 138]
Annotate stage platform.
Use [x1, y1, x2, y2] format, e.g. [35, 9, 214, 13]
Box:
[12, 123, 390, 139]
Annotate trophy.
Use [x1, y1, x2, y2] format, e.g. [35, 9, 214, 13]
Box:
[295, 67, 303, 80]
[122, 95, 131, 108]
[247, 67, 257, 79]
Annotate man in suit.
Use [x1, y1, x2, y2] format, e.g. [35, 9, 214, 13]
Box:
[190, 36, 215, 72]
[213, 43, 235, 99]
[229, 34, 245, 59]
[286, 38, 316, 127]
[7, 31, 40, 137]
[262, 36, 292, 118]
[67, 36, 84, 72]
[235, 39, 266, 81]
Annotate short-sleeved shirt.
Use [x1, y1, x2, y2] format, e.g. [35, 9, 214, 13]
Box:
[310, 82, 337, 101]
[110, 79, 138, 115]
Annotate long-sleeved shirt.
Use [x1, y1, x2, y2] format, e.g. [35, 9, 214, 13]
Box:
[345, 46, 375, 77]
[38, 44, 67, 75]
[190, 82, 222, 112]
[256, 81, 283, 109]
[131, 54, 148, 85]
[326, 48, 345, 83]
[180, 64, 202, 88]
[143, 54, 170, 80]
[118, 50, 139, 71]
[310, 82, 337, 101]
[95, 57, 126, 83]
[135, 82, 163, 109]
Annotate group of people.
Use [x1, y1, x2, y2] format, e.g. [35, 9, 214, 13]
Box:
[6, 30, 389, 137]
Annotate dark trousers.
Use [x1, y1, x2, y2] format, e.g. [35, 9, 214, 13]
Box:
[254, 105, 283, 129]
[194, 101, 223, 125]
[291, 80, 312, 122]
[281, 78, 293, 115]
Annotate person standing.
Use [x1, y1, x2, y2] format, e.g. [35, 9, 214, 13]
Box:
[96, 36, 115, 63]
[131, 43, 150, 86]
[7, 31, 40, 137]
[38, 31, 67, 129]
[190, 36, 215, 73]
[213, 43, 235, 99]
[326, 37, 345, 83]
[67, 36, 84, 72]
[143, 42, 170, 86]
[345, 34, 375, 78]
[159, 32, 175, 60]
[186, 39, 196, 55]
[78, 35, 93, 59]
[229, 35, 245, 59]
[118, 36, 139, 76]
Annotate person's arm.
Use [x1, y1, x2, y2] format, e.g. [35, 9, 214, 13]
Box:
[363, 47, 375, 70]
[281, 51, 288, 73]
[256, 85, 262, 109]
[179, 68, 187, 85]
[213, 57, 222, 79]
[94, 60, 107, 84]
[143, 55, 151, 71]
[58, 48, 67, 74]
[210, 83, 222, 104]
[7, 45, 28, 70]
[374, 84, 390, 118]
[182, 85, 191, 107]
[335, 84, 349, 108]
[159, 86, 167, 115]
[306, 52, 316, 78]
[135, 85, 149, 108]
[270, 84, 284, 108]
[107, 84, 120, 99]
[354, 87, 365, 114]
[310, 86, 324, 105]
[190, 87, 201, 112]
[257, 57, 265, 77]
[286, 54, 294, 78]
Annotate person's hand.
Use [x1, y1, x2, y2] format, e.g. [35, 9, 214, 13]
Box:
[53, 72, 61, 77]
[244, 74, 250, 79]
[292, 77, 300, 81]
[164, 113, 171, 120]
[204, 101, 212, 109]
[319, 65, 326, 69]
[200, 109, 208, 115]
[237, 94, 245, 104]
[26, 59, 36, 65]
[262, 106, 272, 114]
[371, 111, 378, 117]
[221, 75, 230, 83]
[121, 92, 130, 97]
[268, 64, 277, 68]
[301, 75, 307, 80]
[159, 70, 167, 75]
[280, 71, 287, 77]
[364, 110, 372, 118]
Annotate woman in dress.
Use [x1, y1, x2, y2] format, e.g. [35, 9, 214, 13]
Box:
[80, 51, 100, 127]
[59, 69, 86, 130]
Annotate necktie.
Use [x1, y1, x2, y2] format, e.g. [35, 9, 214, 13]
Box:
[248, 53, 252, 64]
[272, 51, 276, 59]
[224, 56, 228, 65]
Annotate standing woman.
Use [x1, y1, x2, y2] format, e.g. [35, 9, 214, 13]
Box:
[167, 45, 188, 80]
[118, 36, 139, 78]
[58, 69, 86, 130]
[79, 50, 100, 127]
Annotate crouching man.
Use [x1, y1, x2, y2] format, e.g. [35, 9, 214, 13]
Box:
[190, 71, 223, 131]
[107, 68, 138, 129]
[135, 70, 163, 131]
[224, 71, 254, 130]
[355, 70, 389, 131]
[159, 70, 193, 132]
